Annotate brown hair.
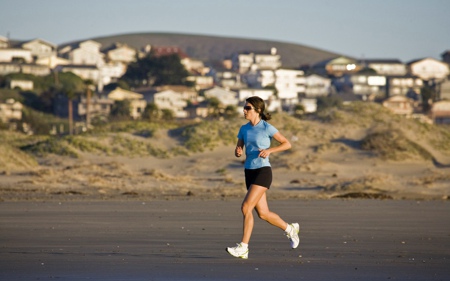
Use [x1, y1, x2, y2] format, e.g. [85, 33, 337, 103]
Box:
[246, 96, 271, 121]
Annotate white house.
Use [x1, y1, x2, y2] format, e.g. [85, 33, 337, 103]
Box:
[407, 58, 450, 81]
[103, 43, 137, 64]
[304, 74, 331, 97]
[59, 40, 105, 66]
[386, 75, 423, 97]
[0, 48, 33, 63]
[350, 74, 386, 98]
[232, 48, 281, 74]
[204, 86, 239, 106]
[21, 38, 57, 61]
[147, 89, 188, 118]
[56, 64, 101, 89]
[9, 79, 33, 90]
[275, 69, 306, 100]
[360, 59, 407, 76]
[430, 100, 450, 124]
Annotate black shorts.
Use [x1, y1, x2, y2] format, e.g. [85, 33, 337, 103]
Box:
[245, 167, 272, 190]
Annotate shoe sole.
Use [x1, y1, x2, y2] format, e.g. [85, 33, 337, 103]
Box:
[291, 223, 300, 249]
[226, 248, 248, 259]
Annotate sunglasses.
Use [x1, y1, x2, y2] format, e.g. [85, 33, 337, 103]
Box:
[243, 106, 254, 111]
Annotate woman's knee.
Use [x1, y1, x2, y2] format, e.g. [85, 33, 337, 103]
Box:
[257, 210, 269, 221]
[241, 202, 253, 215]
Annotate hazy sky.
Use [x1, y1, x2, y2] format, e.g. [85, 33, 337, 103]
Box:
[1, 0, 449, 62]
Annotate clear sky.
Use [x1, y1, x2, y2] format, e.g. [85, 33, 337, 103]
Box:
[1, 0, 449, 63]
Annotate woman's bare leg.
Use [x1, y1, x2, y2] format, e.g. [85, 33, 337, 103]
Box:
[240, 185, 267, 244]
[255, 192, 288, 230]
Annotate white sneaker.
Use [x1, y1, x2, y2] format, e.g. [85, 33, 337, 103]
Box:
[226, 243, 249, 259]
[285, 223, 300, 249]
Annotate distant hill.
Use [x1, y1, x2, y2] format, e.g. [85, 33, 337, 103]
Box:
[61, 32, 341, 68]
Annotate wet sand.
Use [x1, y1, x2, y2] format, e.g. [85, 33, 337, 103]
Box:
[1, 199, 449, 281]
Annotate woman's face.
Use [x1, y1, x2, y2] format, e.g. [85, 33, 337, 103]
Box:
[243, 102, 259, 120]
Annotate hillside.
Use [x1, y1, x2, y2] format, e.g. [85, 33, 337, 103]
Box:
[61, 32, 342, 67]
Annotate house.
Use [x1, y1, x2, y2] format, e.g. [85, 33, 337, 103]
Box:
[304, 74, 332, 97]
[386, 75, 423, 97]
[36, 55, 70, 68]
[150, 46, 188, 59]
[9, 79, 33, 90]
[204, 86, 239, 106]
[215, 70, 245, 89]
[185, 100, 210, 119]
[0, 62, 50, 76]
[55, 64, 102, 90]
[382, 95, 415, 115]
[103, 43, 138, 64]
[232, 48, 281, 74]
[407, 58, 450, 81]
[59, 40, 105, 66]
[298, 98, 317, 113]
[350, 74, 386, 99]
[274, 69, 306, 102]
[0, 99, 23, 123]
[20, 38, 57, 61]
[181, 57, 209, 75]
[430, 100, 450, 124]
[186, 75, 214, 90]
[312, 56, 362, 77]
[359, 59, 407, 76]
[53, 94, 113, 122]
[0, 48, 33, 63]
[144, 89, 188, 118]
[107, 87, 147, 120]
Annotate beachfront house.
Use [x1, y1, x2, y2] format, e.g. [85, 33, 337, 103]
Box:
[59, 40, 105, 66]
[204, 86, 239, 107]
[382, 95, 415, 116]
[385, 75, 423, 97]
[359, 59, 407, 76]
[304, 74, 332, 97]
[407, 58, 450, 82]
[232, 48, 281, 74]
[107, 87, 147, 120]
[430, 100, 450, 124]
[20, 38, 57, 61]
[144, 89, 188, 119]
[312, 56, 362, 77]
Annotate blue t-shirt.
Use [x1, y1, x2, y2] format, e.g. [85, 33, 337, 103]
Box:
[237, 120, 278, 169]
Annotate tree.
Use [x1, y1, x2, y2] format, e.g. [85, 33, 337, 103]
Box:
[121, 53, 193, 88]
[224, 105, 238, 119]
[56, 72, 85, 135]
[111, 100, 131, 120]
[161, 109, 174, 121]
[142, 102, 159, 121]
[421, 83, 437, 113]
[207, 97, 221, 118]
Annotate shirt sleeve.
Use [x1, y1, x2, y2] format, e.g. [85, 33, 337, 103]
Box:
[266, 123, 278, 138]
[237, 126, 244, 140]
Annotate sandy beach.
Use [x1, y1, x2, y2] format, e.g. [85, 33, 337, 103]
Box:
[1, 199, 449, 281]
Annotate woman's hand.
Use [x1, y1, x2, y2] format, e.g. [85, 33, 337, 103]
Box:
[235, 146, 243, 157]
[258, 149, 271, 159]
